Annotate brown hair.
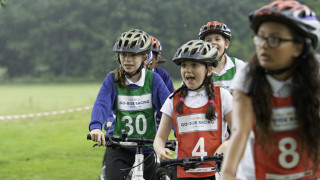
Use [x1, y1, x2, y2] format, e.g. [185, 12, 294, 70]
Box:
[247, 45, 320, 169]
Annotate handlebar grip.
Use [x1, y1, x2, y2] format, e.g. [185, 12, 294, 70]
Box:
[160, 159, 182, 166]
[87, 134, 92, 140]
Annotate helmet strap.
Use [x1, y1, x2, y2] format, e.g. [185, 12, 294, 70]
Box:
[123, 63, 144, 78]
[187, 67, 212, 91]
[217, 49, 226, 61]
[263, 65, 294, 75]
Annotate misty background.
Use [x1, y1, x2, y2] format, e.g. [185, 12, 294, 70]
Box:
[0, 0, 319, 83]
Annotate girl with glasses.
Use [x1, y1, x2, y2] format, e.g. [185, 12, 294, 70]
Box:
[221, 0, 320, 179]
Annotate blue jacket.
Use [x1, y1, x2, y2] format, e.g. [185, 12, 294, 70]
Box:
[89, 71, 170, 136]
[154, 66, 175, 93]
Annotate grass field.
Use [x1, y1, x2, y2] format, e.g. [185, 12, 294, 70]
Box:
[0, 83, 178, 180]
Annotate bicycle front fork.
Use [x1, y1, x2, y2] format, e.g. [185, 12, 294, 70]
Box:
[131, 153, 145, 180]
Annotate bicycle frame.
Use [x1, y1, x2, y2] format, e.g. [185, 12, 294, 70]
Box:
[87, 131, 176, 180]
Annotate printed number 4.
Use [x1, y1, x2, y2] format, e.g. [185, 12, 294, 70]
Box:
[278, 137, 299, 168]
[192, 137, 208, 156]
[121, 115, 147, 136]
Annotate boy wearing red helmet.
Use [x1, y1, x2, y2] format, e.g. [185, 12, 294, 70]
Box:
[198, 21, 246, 93]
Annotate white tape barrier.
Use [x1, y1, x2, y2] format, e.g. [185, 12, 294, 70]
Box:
[0, 105, 93, 120]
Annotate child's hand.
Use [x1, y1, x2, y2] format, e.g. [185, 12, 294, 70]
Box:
[158, 148, 173, 160]
[90, 129, 106, 147]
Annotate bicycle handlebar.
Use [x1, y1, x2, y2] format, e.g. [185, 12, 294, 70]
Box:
[159, 153, 223, 167]
[87, 133, 176, 150]
[87, 134, 154, 143]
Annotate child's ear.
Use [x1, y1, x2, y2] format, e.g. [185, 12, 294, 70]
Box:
[225, 39, 230, 49]
[293, 43, 304, 58]
[143, 54, 148, 63]
[207, 66, 214, 76]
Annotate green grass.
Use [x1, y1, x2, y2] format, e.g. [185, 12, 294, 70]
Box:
[0, 83, 104, 180]
[0, 83, 178, 180]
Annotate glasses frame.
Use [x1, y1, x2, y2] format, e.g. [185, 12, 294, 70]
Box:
[253, 35, 296, 48]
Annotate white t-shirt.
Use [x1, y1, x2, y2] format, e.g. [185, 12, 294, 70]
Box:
[230, 64, 294, 180]
[161, 87, 233, 141]
[212, 54, 246, 76]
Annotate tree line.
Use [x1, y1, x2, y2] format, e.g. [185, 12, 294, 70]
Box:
[0, 0, 319, 83]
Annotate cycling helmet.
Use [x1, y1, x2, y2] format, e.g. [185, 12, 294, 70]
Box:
[249, 0, 320, 49]
[198, 21, 232, 41]
[157, 54, 166, 64]
[113, 29, 152, 54]
[172, 40, 219, 67]
[150, 35, 162, 53]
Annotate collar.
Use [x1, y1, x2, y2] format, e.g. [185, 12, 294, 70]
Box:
[213, 54, 235, 75]
[125, 68, 146, 87]
[266, 75, 292, 94]
[188, 89, 207, 97]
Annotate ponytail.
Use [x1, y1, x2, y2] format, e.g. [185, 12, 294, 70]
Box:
[111, 66, 129, 89]
[176, 84, 188, 114]
[205, 78, 216, 120]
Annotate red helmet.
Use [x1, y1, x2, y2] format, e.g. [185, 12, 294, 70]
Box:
[157, 54, 166, 64]
[249, 0, 320, 48]
[198, 21, 231, 41]
[149, 35, 162, 53]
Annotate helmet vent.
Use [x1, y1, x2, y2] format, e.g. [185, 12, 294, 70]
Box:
[134, 34, 141, 39]
[299, 11, 306, 18]
[183, 48, 189, 54]
[131, 41, 137, 48]
[201, 48, 207, 55]
[140, 41, 145, 48]
[118, 40, 123, 48]
[124, 40, 129, 48]
[127, 33, 132, 38]
[190, 48, 197, 56]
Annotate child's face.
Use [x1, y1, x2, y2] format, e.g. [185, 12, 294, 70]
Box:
[119, 52, 147, 74]
[255, 21, 303, 71]
[204, 33, 229, 57]
[181, 61, 212, 91]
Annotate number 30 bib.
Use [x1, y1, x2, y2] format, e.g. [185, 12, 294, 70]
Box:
[113, 70, 156, 140]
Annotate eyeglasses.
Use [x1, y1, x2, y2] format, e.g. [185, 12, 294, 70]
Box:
[253, 35, 296, 48]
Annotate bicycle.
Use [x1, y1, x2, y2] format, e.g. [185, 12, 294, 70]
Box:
[87, 130, 176, 180]
[157, 153, 223, 180]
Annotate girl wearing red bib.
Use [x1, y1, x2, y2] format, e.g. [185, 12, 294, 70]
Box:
[221, 1, 320, 180]
[154, 40, 233, 179]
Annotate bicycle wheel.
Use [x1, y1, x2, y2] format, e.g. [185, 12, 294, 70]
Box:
[156, 167, 172, 180]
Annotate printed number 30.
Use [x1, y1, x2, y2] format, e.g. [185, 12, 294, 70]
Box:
[121, 115, 147, 136]
[278, 137, 299, 168]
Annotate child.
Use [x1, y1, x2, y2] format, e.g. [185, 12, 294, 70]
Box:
[153, 40, 233, 179]
[146, 35, 175, 93]
[89, 29, 170, 180]
[198, 21, 246, 92]
[221, 1, 320, 180]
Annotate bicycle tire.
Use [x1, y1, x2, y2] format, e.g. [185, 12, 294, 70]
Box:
[156, 167, 173, 180]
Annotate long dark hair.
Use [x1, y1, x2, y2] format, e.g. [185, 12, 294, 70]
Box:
[247, 31, 320, 168]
